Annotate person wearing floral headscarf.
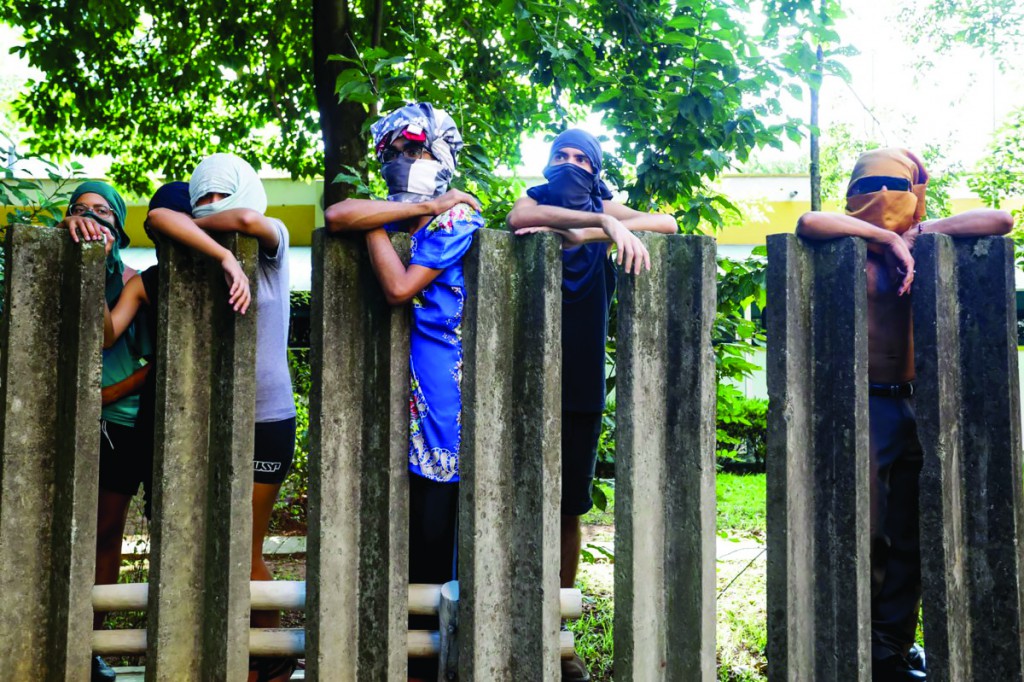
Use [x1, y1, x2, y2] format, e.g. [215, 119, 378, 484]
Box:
[797, 148, 1012, 681]
[326, 102, 481, 682]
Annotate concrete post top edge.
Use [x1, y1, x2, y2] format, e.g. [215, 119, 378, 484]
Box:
[9, 222, 85, 243]
[662, 231, 716, 245]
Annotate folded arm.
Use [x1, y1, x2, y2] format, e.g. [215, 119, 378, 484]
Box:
[101, 365, 151, 406]
[148, 208, 244, 259]
[145, 209, 252, 313]
[507, 196, 653, 274]
[192, 208, 280, 251]
[796, 211, 915, 296]
[326, 189, 481, 234]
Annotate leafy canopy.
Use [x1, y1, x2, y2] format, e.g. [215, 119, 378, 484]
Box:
[4, 0, 830, 227]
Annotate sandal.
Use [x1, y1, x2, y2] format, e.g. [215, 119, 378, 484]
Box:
[249, 656, 297, 682]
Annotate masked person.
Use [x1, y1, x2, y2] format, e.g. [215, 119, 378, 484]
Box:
[58, 180, 154, 682]
[506, 129, 677, 681]
[325, 102, 481, 682]
[796, 148, 1013, 682]
[126, 155, 294, 682]
[84, 181, 250, 679]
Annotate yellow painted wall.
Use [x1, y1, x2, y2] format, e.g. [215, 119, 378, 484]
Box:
[716, 197, 1024, 245]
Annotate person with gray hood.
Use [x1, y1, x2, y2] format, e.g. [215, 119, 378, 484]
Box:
[145, 153, 297, 682]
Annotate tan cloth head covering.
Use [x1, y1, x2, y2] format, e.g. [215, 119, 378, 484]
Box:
[845, 148, 929, 235]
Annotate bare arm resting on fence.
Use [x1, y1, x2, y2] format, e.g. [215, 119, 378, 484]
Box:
[193, 207, 279, 251]
[145, 208, 251, 313]
[324, 194, 452, 305]
[324, 189, 479, 233]
[797, 211, 918, 296]
[506, 196, 657, 274]
[903, 209, 1014, 250]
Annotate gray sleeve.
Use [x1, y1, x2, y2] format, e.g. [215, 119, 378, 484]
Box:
[259, 218, 289, 269]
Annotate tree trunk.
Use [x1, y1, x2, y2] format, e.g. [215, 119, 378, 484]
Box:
[809, 1, 827, 211]
[312, 0, 372, 207]
[809, 42, 823, 212]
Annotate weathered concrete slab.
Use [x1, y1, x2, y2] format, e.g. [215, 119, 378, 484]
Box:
[954, 236, 1024, 678]
[305, 229, 410, 682]
[614, 233, 717, 681]
[910, 233, 971, 682]
[459, 229, 562, 679]
[0, 225, 104, 681]
[147, 233, 258, 681]
[766, 235, 871, 682]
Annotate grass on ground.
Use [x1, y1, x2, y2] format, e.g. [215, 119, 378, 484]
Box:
[570, 472, 768, 681]
[716, 472, 766, 540]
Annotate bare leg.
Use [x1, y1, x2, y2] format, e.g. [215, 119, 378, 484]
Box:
[560, 513, 583, 589]
[94, 489, 133, 630]
[249, 481, 292, 682]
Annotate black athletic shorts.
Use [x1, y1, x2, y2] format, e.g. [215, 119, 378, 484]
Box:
[561, 410, 603, 516]
[99, 420, 153, 516]
[253, 417, 297, 485]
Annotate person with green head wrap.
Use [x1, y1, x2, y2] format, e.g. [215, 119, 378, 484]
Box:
[57, 180, 150, 682]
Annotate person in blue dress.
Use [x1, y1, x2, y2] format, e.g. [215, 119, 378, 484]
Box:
[325, 102, 481, 682]
[507, 129, 677, 681]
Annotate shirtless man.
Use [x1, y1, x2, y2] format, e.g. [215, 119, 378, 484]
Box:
[796, 148, 1013, 682]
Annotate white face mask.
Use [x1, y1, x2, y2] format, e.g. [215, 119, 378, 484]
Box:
[382, 157, 451, 203]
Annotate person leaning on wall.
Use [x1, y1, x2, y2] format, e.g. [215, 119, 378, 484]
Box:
[796, 148, 1012, 682]
[56, 180, 151, 682]
[117, 155, 296, 682]
[506, 129, 677, 681]
[324, 102, 481, 682]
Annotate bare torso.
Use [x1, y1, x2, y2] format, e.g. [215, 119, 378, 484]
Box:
[865, 254, 914, 383]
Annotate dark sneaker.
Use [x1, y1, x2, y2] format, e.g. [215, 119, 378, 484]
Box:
[561, 652, 591, 682]
[91, 655, 117, 682]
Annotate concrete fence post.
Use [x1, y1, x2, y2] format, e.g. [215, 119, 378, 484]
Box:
[913, 234, 1024, 680]
[765, 235, 871, 682]
[0, 225, 104, 680]
[305, 230, 410, 681]
[459, 229, 563, 679]
[147, 234, 258, 681]
[614, 233, 718, 681]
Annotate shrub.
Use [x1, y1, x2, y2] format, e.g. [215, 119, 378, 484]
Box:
[716, 389, 768, 472]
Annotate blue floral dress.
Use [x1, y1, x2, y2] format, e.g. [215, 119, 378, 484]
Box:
[400, 203, 482, 482]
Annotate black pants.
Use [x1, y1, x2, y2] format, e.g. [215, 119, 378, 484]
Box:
[869, 395, 923, 660]
[408, 474, 458, 679]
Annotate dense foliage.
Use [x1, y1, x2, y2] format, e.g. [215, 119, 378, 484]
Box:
[4, 0, 834, 217]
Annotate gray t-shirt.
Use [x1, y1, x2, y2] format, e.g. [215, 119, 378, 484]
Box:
[255, 218, 296, 422]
